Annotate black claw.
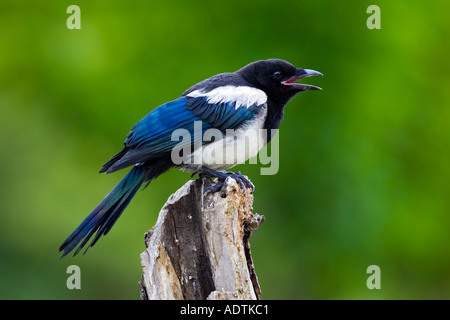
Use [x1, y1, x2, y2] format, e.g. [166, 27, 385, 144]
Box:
[234, 176, 246, 193]
[220, 187, 227, 198]
[204, 182, 224, 194]
[232, 171, 255, 193]
[201, 169, 254, 197]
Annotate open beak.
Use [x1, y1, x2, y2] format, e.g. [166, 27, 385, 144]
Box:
[282, 68, 323, 91]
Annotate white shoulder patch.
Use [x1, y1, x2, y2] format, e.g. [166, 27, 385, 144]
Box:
[187, 85, 267, 109]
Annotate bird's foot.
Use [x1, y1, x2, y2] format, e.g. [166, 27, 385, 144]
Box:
[202, 170, 254, 198]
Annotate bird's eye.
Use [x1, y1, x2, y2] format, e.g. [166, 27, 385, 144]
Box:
[272, 71, 282, 80]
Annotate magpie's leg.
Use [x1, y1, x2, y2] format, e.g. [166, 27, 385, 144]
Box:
[201, 167, 254, 198]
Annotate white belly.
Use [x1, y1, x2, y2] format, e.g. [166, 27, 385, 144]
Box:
[189, 109, 267, 171]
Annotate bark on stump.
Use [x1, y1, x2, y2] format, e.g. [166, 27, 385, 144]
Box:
[139, 176, 264, 300]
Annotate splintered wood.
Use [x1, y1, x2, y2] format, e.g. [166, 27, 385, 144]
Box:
[139, 176, 264, 300]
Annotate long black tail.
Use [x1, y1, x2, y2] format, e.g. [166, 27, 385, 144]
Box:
[59, 165, 152, 257]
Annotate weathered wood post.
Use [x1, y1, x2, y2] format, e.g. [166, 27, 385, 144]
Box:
[139, 176, 264, 300]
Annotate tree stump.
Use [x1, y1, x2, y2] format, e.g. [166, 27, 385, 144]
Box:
[139, 176, 265, 300]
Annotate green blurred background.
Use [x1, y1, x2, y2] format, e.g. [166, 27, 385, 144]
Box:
[1, 0, 449, 299]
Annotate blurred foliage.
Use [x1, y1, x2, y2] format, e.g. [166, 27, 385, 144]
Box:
[0, 0, 449, 299]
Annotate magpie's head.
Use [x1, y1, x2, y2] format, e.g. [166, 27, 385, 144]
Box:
[237, 59, 322, 104]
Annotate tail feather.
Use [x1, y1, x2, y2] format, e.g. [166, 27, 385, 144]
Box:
[99, 147, 128, 173]
[59, 165, 150, 257]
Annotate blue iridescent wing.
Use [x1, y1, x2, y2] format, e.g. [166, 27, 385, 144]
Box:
[104, 90, 263, 173]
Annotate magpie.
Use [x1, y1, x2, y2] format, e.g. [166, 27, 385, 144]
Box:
[59, 59, 322, 257]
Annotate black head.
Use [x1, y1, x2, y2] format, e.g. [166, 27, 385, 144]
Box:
[236, 59, 322, 104]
